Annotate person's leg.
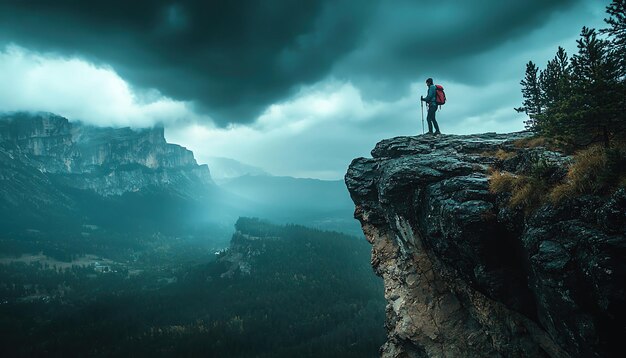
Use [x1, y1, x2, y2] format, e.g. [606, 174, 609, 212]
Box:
[427, 105, 436, 133]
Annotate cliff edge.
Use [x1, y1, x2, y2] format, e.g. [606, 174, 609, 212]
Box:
[345, 133, 625, 358]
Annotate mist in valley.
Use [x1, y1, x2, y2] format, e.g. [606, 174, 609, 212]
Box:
[0, 112, 382, 357]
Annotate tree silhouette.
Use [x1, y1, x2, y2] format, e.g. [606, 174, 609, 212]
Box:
[602, 0, 626, 76]
[567, 27, 622, 147]
[518, 1, 626, 148]
[540, 47, 571, 108]
[515, 61, 542, 130]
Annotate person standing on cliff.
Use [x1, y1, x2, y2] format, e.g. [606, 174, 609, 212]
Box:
[420, 78, 441, 135]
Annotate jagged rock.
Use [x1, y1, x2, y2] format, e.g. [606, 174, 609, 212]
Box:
[345, 132, 625, 358]
[216, 231, 266, 278]
[0, 112, 218, 232]
[0, 112, 213, 196]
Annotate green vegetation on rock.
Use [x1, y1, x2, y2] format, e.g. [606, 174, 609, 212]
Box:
[517, 0, 626, 149]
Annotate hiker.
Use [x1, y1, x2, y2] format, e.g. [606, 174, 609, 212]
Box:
[420, 78, 441, 135]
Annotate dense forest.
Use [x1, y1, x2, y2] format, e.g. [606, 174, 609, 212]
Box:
[0, 218, 385, 357]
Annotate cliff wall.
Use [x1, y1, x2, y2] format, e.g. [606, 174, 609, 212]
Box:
[345, 133, 624, 357]
[0, 112, 212, 197]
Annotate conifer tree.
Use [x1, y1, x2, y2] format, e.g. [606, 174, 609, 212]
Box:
[540, 47, 571, 107]
[602, 0, 626, 76]
[569, 27, 621, 147]
[602, 0, 626, 145]
[518, 2, 626, 148]
[535, 47, 572, 141]
[516, 61, 543, 130]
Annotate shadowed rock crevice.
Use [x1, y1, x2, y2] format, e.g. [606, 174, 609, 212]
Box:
[345, 133, 624, 358]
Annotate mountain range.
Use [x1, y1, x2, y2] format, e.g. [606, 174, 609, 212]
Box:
[0, 112, 360, 247]
[203, 156, 269, 184]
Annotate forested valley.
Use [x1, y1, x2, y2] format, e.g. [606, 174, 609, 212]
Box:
[0, 218, 385, 357]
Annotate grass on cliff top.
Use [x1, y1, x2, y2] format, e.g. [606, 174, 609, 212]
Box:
[549, 144, 626, 202]
[512, 136, 562, 152]
[480, 149, 517, 161]
[513, 136, 551, 149]
[489, 143, 626, 213]
[489, 171, 548, 214]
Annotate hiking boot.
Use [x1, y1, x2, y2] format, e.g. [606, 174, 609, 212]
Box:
[434, 131, 441, 135]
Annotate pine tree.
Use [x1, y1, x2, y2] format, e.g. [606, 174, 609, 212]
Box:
[540, 47, 571, 107]
[602, 0, 626, 76]
[536, 47, 573, 141]
[602, 0, 626, 145]
[518, 3, 626, 148]
[516, 61, 543, 131]
[569, 27, 621, 147]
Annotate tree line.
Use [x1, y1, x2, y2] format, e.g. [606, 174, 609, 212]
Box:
[0, 218, 385, 357]
[517, 0, 626, 148]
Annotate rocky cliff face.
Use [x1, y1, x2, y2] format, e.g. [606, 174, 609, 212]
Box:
[0, 112, 212, 197]
[345, 133, 624, 358]
[0, 112, 219, 232]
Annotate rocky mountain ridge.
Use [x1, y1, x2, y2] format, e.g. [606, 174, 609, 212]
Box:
[0, 112, 212, 197]
[0, 112, 217, 232]
[345, 132, 624, 357]
[0, 111, 363, 237]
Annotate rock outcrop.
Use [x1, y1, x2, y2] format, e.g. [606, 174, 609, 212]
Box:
[345, 133, 625, 358]
[0, 112, 212, 196]
[0, 112, 217, 231]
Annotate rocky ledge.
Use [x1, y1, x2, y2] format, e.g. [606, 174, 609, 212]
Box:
[345, 132, 624, 358]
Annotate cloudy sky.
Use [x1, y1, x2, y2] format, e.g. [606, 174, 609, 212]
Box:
[0, 0, 609, 179]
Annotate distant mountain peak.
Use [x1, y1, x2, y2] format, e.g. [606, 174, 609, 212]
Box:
[0, 111, 213, 197]
[205, 156, 269, 184]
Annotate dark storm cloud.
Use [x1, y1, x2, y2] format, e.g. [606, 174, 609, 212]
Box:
[0, 0, 375, 124]
[336, 0, 581, 100]
[0, 0, 581, 125]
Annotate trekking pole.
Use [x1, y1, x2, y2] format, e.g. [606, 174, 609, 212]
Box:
[420, 100, 424, 134]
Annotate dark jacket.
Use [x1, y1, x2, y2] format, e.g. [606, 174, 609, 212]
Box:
[423, 84, 437, 106]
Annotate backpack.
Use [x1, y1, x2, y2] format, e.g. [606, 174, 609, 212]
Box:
[435, 85, 446, 105]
